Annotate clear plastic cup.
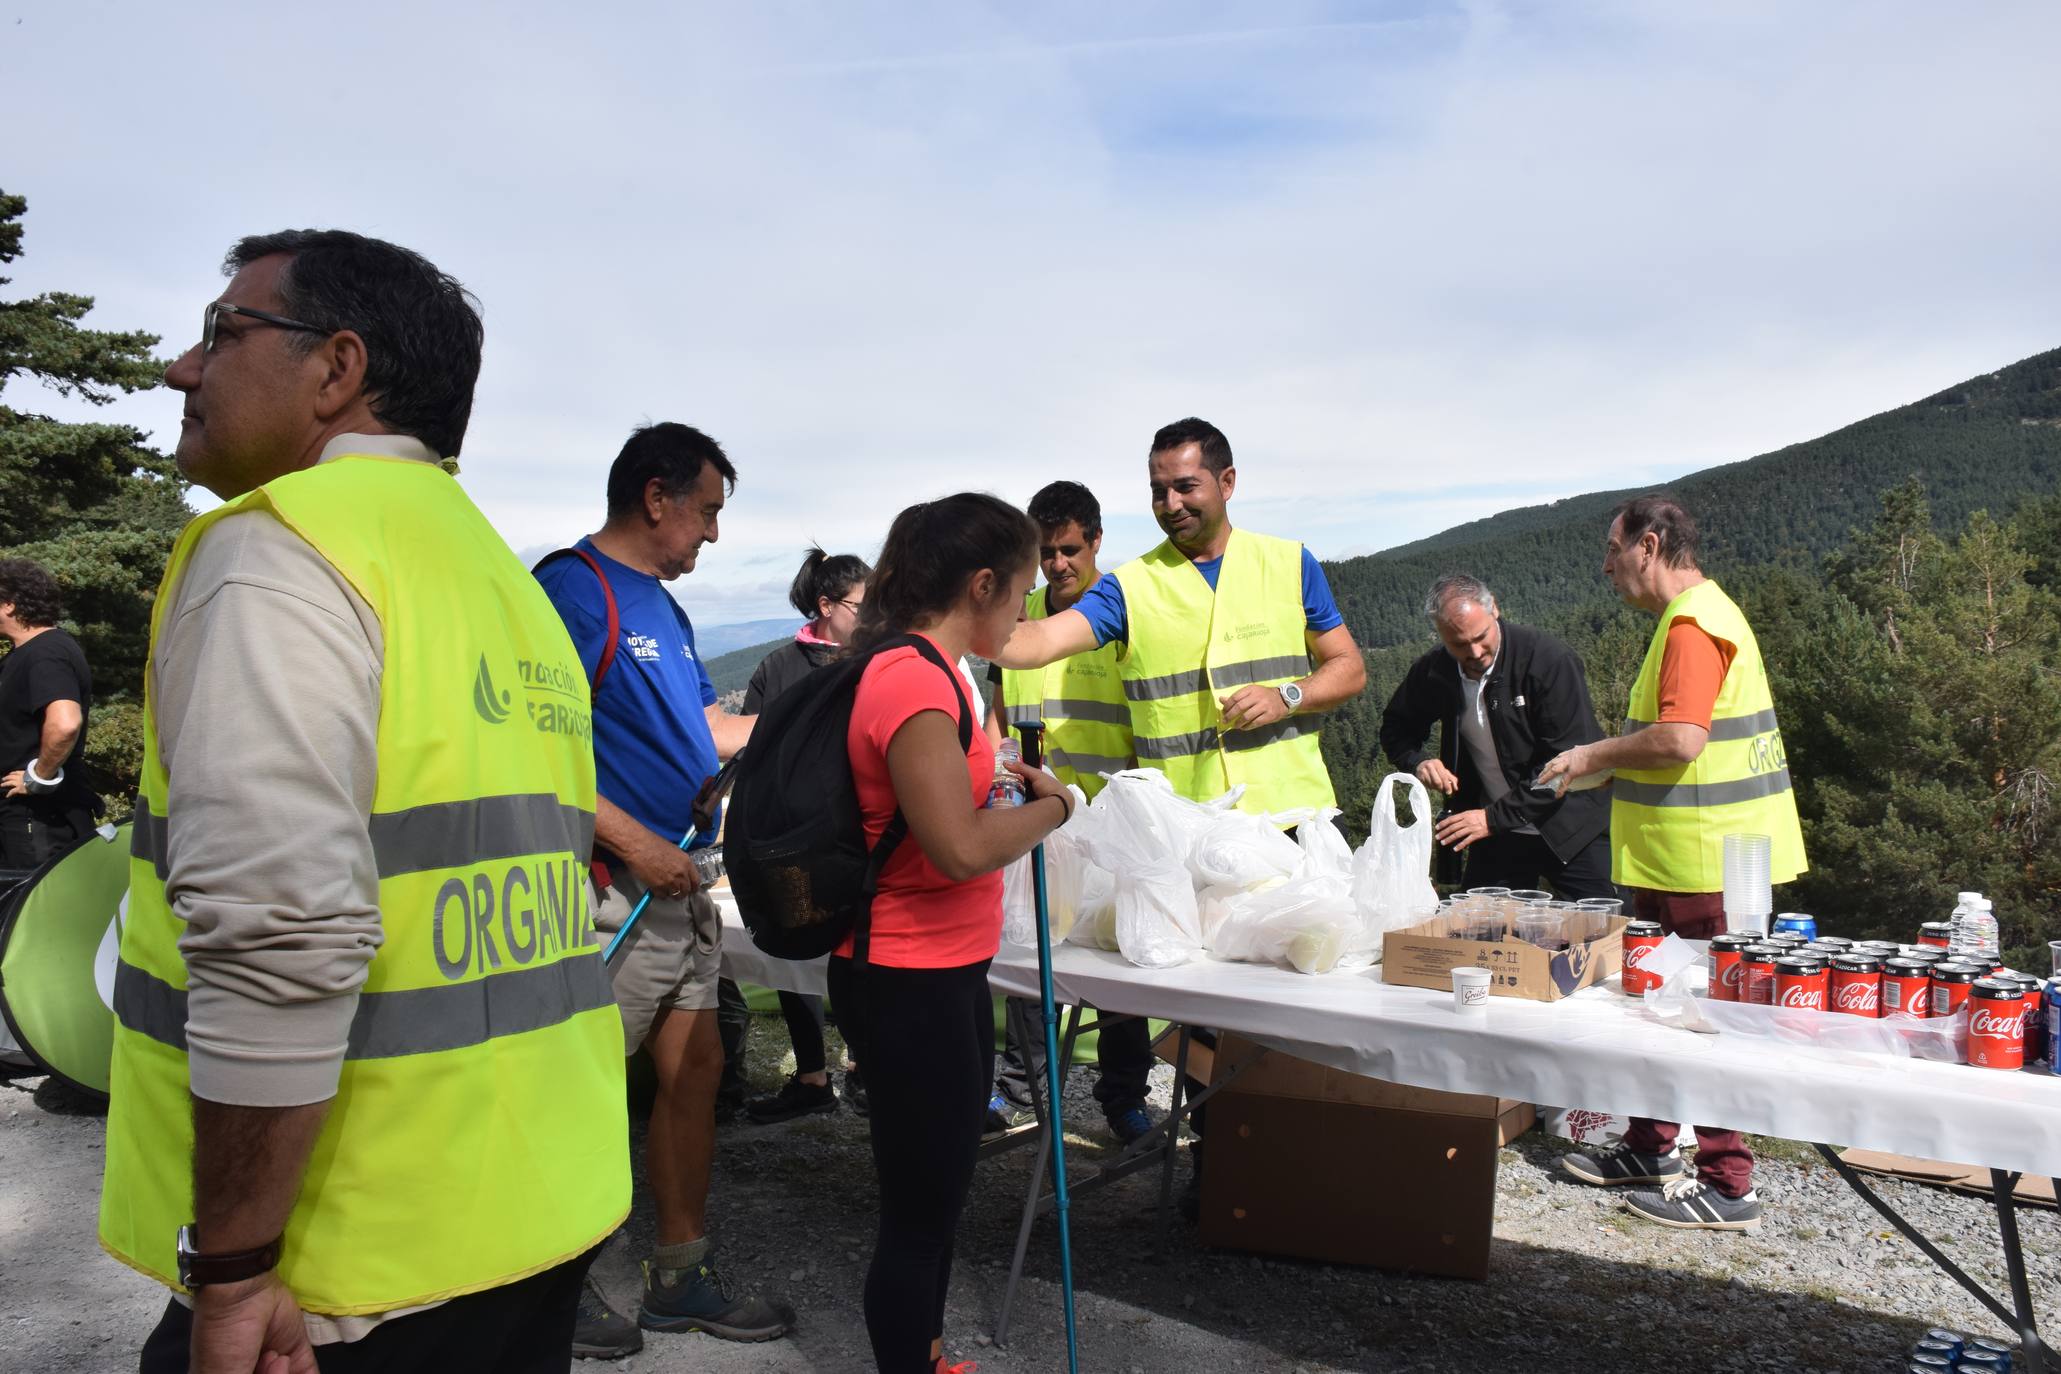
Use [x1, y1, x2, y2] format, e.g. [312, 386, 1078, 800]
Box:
[1509, 889, 1554, 905]
[1576, 897, 1624, 915]
[1516, 912, 1566, 949]
[1722, 833, 1773, 918]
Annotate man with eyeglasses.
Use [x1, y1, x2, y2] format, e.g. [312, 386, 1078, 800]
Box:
[101, 230, 628, 1373]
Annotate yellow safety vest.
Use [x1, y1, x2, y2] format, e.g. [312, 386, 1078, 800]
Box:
[101, 455, 629, 1316]
[1112, 530, 1335, 818]
[1611, 579, 1808, 892]
[998, 585, 1133, 799]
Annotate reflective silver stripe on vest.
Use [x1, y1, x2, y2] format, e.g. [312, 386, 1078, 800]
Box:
[1123, 668, 1208, 702]
[1004, 704, 1040, 725]
[1047, 747, 1131, 777]
[1621, 708, 1781, 743]
[369, 794, 594, 878]
[1209, 655, 1309, 690]
[1612, 769, 1794, 809]
[1006, 698, 1131, 727]
[130, 793, 594, 880]
[113, 952, 614, 1060]
[1133, 716, 1316, 761]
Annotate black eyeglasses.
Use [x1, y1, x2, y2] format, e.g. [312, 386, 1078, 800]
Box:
[202, 301, 331, 353]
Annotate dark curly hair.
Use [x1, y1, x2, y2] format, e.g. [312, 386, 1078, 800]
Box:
[0, 558, 63, 628]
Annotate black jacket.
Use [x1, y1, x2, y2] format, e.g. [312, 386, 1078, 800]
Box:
[743, 637, 841, 714]
[1378, 621, 1609, 862]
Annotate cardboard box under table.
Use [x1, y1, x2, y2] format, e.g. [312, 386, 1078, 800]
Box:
[1195, 1033, 1535, 1280]
[1381, 913, 1627, 1002]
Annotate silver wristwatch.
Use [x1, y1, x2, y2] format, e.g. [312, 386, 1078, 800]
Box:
[1277, 682, 1305, 714]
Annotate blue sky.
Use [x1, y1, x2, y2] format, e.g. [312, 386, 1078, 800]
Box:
[7, 1, 2059, 623]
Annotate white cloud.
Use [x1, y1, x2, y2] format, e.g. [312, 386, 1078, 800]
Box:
[6, 0, 2056, 622]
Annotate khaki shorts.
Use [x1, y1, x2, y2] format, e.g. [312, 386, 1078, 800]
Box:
[592, 863, 723, 1051]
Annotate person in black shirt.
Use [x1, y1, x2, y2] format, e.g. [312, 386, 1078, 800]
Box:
[1379, 573, 1613, 899]
[720, 548, 872, 1125]
[0, 559, 100, 869]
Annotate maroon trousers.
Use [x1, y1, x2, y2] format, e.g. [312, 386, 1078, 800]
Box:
[1622, 888, 1755, 1199]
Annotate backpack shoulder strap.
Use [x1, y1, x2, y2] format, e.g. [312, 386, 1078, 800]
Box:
[533, 547, 620, 694]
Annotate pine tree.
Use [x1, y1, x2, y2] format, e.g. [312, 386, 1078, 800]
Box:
[0, 190, 191, 805]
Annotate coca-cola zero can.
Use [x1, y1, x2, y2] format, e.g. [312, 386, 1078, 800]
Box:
[1709, 934, 1755, 1003]
[1883, 958, 1932, 1017]
[1742, 944, 1782, 1005]
[1621, 920, 1664, 996]
[1829, 955, 1882, 1017]
[1774, 955, 1829, 1011]
[1918, 921, 1953, 948]
[1929, 962, 1982, 1019]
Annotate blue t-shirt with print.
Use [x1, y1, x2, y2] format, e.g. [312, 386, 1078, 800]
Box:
[1071, 544, 1344, 647]
[535, 538, 719, 847]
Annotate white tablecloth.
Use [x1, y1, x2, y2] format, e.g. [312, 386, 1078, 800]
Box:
[712, 896, 2061, 1177]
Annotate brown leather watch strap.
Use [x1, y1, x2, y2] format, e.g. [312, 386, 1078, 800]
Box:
[178, 1225, 283, 1288]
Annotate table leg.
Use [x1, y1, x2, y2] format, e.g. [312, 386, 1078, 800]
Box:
[1159, 1027, 1191, 1250]
[1814, 1145, 2032, 1337]
[1992, 1169, 2046, 1374]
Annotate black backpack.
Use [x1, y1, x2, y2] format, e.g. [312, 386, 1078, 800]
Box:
[726, 634, 973, 961]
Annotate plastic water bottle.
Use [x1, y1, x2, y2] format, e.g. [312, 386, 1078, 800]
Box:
[987, 739, 1026, 809]
[1946, 891, 1982, 955]
[1959, 898, 1999, 960]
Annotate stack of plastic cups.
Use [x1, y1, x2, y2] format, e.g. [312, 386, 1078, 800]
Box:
[1722, 833, 1773, 936]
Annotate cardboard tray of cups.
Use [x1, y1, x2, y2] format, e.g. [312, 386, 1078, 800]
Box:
[1381, 914, 1627, 1003]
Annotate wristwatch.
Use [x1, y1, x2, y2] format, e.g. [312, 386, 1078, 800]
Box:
[176, 1225, 283, 1288]
[1277, 682, 1305, 714]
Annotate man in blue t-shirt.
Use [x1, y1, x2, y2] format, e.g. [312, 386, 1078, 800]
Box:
[535, 422, 785, 1354]
[994, 416, 1367, 816]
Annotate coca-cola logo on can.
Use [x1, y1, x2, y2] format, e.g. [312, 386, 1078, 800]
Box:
[1777, 984, 1826, 1010]
[1834, 982, 1879, 1012]
[1717, 961, 1745, 991]
[1969, 1007, 2026, 1039]
[1625, 944, 1656, 969]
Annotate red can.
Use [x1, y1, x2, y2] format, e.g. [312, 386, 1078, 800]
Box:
[1708, 934, 1755, 1003]
[1882, 957, 1932, 1017]
[1929, 962, 1982, 1019]
[1918, 921, 1953, 948]
[1621, 920, 1664, 996]
[1742, 944, 1782, 1005]
[1829, 955, 1883, 1017]
[1967, 979, 2027, 1069]
[1774, 956, 1830, 1011]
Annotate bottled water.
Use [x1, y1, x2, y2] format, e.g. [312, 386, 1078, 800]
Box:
[987, 738, 1026, 808]
[1946, 891, 1986, 956]
[1958, 898, 1999, 960]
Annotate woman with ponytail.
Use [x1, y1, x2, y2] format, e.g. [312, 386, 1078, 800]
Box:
[732, 548, 873, 1125]
[833, 493, 1070, 1374]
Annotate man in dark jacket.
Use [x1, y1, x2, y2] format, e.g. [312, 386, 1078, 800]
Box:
[1379, 573, 1613, 898]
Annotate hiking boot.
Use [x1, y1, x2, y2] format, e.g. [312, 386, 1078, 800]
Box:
[746, 1074, 838, 1125]
[572, 1275, 643, 1359]
[639, 1251, 793, 1340]
[842, 1067, 869, 1118]
[1560, 1142, 1686, 1188]
[1107, 1105, 1155, 1148]
[1623, 1177, 1764, 1231]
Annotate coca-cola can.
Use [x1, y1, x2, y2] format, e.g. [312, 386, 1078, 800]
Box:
[1829, 955, 1883, 1017]
[1967, 979, 2026, 1069]
[1882, 958, 1933, 1017]
[1929, 962, 1983, 1019]
[1809, 935, 1854, 952]
[1918, 921, 1954, 948]
[1742, 944, 1783, 1005]
[1709, 934, 1755, 1003]
[1621, 920, 1664, 996]
[1774, 955, 1830, 1011]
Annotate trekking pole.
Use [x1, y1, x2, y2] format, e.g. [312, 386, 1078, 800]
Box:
[1015, 721, 1080, 1374]
[602, 754, 743, 966]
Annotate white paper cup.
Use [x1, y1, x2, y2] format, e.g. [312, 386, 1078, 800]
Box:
[1451, 966, 1491, 1014]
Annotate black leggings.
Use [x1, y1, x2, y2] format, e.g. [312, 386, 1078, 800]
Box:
[827, 954, 993, 1373]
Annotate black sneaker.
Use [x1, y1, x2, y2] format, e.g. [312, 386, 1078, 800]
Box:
[572, 1275, 643, 1359]
[1624, 1177, 1764, 1231]
[842, 1067, 869, 1118]
[984, 1091, 1028, 1138]
[639, 1251, 793, 1341]
[746, 1074, 838, 1125]
[1107, 1105, 1155, 1148]
[714, 1084, 746, 1125]
[1560, 1142, 1686, 1188]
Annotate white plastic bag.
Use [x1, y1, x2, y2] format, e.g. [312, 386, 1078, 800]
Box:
[1189, 808, 1303, 891]
[1113, 857, 1203, 968]
[1001, 787, 1089, 946]
[1206, 871, 1357, 974]
[1067, 863, 1120, 950]
[1348, 774, 1440, 957]
[1293, 806, 1354, 880]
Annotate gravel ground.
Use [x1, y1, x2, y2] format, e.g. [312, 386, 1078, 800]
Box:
[4, 1022, 2055, 1374]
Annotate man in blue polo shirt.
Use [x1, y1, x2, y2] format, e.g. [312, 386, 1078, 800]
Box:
[536, 422, 785, 1357]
